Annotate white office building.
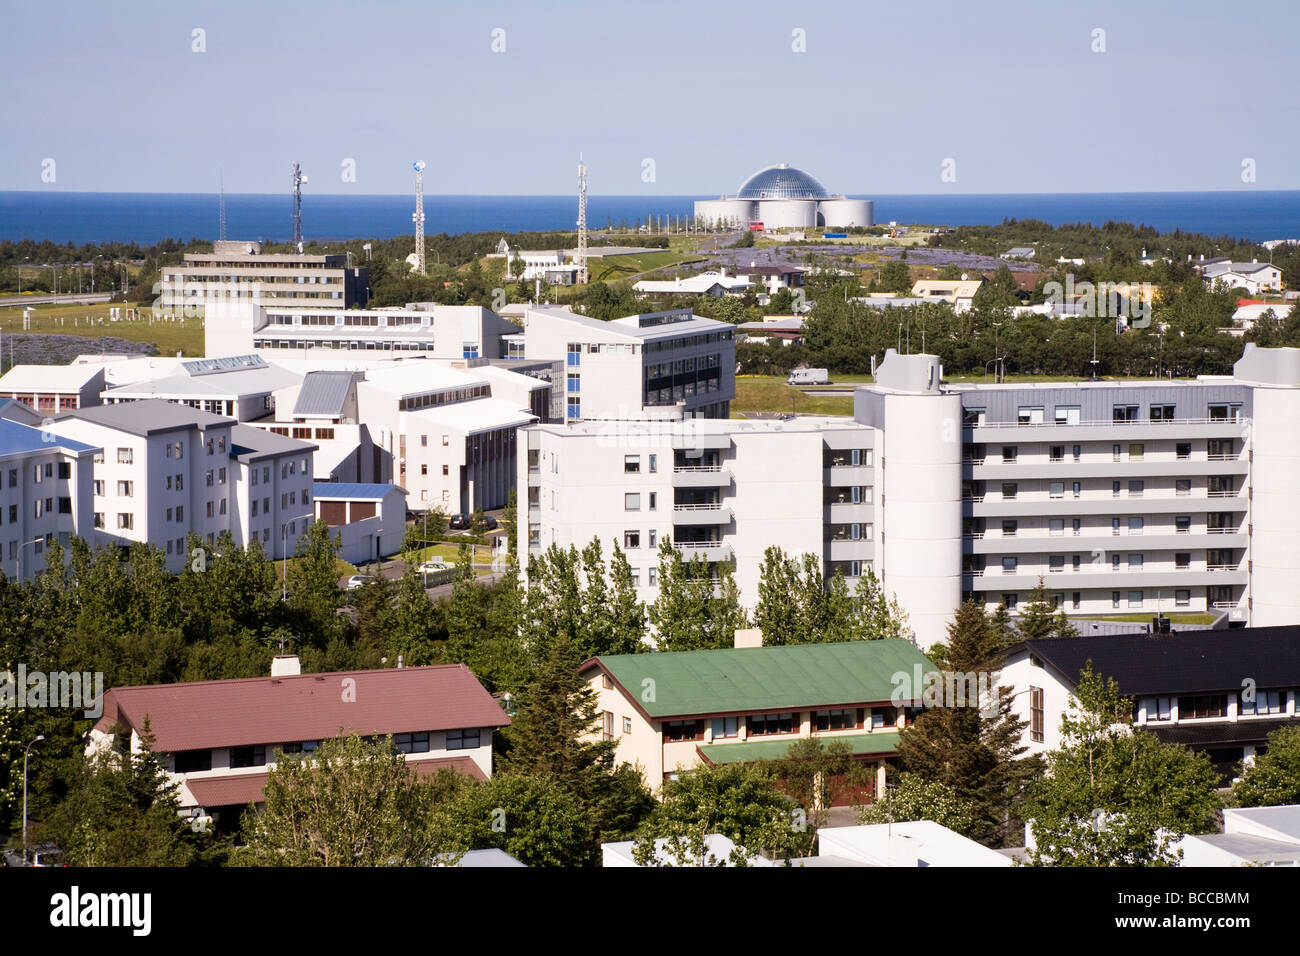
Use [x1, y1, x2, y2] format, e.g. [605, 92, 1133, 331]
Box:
[519, 306, 735, 422]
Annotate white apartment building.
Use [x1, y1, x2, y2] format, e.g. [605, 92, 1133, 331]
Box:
[45, 400, 316, 571]
[157, 240, 369, 318]
[101, 354, 301, 420]
[520, 306, 735, 421]
[519, 417, 874, 612]
[851, 344, 1300, 644]
[0, 418, 98, 581]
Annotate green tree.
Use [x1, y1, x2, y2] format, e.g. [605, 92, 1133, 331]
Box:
[753, 545, 801, 645]
[877, 259, 912, 294]
[287, 519, 346, 647]
[647, 539, 712, 651]
[445, 772, 594, 867]
[765, 738, 871, 850]
[633, 763, 804, 866]
[238, 733, 463, 866]
[1022, 665, 1221, 866]
[445, 542, 486, 658]
[386, 565, 445, 665]
[469, 507, 487, 537]
[896, 600, 1037, 845]
[1231, 725, 1300, 808]
[858, 772, 978, 834]
[501, 488, 517, 556]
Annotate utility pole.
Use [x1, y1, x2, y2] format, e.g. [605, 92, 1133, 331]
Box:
[412, 161, 427, 273]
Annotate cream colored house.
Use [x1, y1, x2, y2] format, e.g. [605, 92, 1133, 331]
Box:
[580, 640, 936, 798]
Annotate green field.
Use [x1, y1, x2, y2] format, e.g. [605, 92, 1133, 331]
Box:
[1074, 612, 1219, 626]
[0, 301, 205, 355]
[731, 376, 854, 417]
[581, 250, 706, 284]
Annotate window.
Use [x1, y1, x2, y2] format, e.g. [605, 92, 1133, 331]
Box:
[1113, 405, 1139, 422]
[117, 448, 133, 464]
[1072, 554, 1081, 571]
[176, 474, 184, 491]
[176, 505, 183, 521]
[173, 750, 212, 774]
[1127, 590, 1143, 609]
[1128, 443, 1144, 460]
[1175, 515, 1191, 534]
[648, 530, 657, 548]
[1002, 556, 1018, 573]
[1030, 687, 1044, 742]
[1178, 695, 1226, 719]
[252, 500, 258, 517]
[1176, 442, 1191, 460]
[1240, 690, 1287, 716]
[1148, 698, 1173, 722]
[1175, 552, 1190, 569]
[871, 707, 897, 729]
[117, 480, 133, 497]
[623, 716, 633, 734]
[1049, 482, 1064, 499]
[1072, 444, 1081, 461]
[1002, 593, 1018, 609]
[205, 470, 214, 487]
[711, 717, 739, 739]
[394, 732, 430, 754]
[442, 465, 449, 476]
[1072, 518, 1081, 535]
[1129, 517, 1143, 535]
[1002, 446, 1017, 463]
[420, 464, 427, 476]
[649, 492, 657, 511]
[1112, 481, 1121, 498]
[206, 438, 214, 455]
[207, 502, 214, 518]
[117, 513, 133, 530]
[1175, 589, 1190, 607]
[1112, 517, 1121, 536]
[1049, 518, 1064, 536]
[1128, 480, 1144, 497]
[446, 728, 481, 750]
[1176, 479, 1191, 496]
[1072, 481, 1081, 498]
[1017, 406, 1044, 425]
[1150, 404, 1176, 421]
[748, 713, 795, 736]
[1049, 555, 1065, 573]
[814, 709, 860, 731]
[663, 720, 704, 742]
[230, 745, 266, 768]
[1002, 482, 1017, 500]
[624, 530, 640, 549]
[1112, 444, 1122, 462]
[1072, 591, 1081, 609]
[93, 479, 104, 496]
[1055, 406, 1081, 425]
[1049, 445, 1064, 462]
[219, 499, 227, 515]
[1002, 519, 1017, 537]
[624, 455, 640, 474]
[1112, 591, 1121, 609]
[624, 493, 640, 511]
[218, 467, 226, 484]
[648, 567, 658, 586]
[1128, 553, 1143, 570]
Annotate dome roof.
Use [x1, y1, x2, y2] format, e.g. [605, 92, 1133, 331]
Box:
[736, 163, 830, 200]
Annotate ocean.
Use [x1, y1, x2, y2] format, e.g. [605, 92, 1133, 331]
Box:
[2, 190, 1298, 246]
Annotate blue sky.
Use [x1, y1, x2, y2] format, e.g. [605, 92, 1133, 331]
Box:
[2, 0, 1297, 195]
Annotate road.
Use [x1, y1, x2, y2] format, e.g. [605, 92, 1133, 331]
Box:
[0, 292, 114, 308]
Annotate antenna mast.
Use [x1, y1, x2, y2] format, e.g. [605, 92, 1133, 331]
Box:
[291, 163, 307, 250]
[412, 160, 427, 274]
[576, 155, 588, 285]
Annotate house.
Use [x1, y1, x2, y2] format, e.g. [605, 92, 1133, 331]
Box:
[910, 279, 983, 313]
[0, 363, 105, 414]
[808, 821, 1012, 867]
[1174, 805, 1300, 867]
[736, 264, 806, 295]
[88, 657, 509, 832]
[581, 640, 936, 796]
[601, 833, 774, 867]
[1198, 260, 1284, 296]
[1001, 625, 1300, 779]
[633, 271, 753, 298]
[311, 482, 407, 565]
[1001, 247, 1036, 261]
[736, 316, 806, 346]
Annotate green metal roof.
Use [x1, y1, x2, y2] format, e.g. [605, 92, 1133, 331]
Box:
[698, 731, 902, 765]
[594, 640, 935, 719]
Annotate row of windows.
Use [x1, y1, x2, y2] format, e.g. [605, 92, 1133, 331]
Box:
[999, 590, 1195, 611]
[659, 709, 899, 742]
[1143, 690, 1290, 721]
[398, 386, 490, 412]
[965, 402, 1243, 426]
[254, 339, 438, 352]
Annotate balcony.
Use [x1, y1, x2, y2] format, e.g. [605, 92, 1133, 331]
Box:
[671, 464, 732, 488]
[672, 503, 732, 526]
[675, 541, 734, 562]
[826, 538, 873, 561]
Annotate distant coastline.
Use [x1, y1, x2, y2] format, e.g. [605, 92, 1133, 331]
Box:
[3, 189, 1298, 245]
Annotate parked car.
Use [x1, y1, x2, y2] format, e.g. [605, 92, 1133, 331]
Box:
[417, 560, 453, 574]
[449, 514, 471, 530]
[345, 574, 372, 590]
[483, 516, 499, 530]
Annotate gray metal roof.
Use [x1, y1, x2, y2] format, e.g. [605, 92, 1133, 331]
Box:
[230, 424, 315, 462]
[56, 399, 234, 436]
[293, 371, 356, 418]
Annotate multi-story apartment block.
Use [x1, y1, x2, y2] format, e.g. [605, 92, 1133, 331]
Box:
[158, 240, 369, 319]
[46, 400, 315, 570]
[518, 417, 874, 612]
[519, 306, 736, 421]
[581, 640, 936, 794]
[0, 418, 98, 581]
[89, 656, 508, 832]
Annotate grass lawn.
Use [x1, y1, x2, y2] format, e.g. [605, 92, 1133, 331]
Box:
[732, 375, 854, 417]
[582, 250, 704, 283]
[272, 556, 358, 581]
[0, 301, 205, 355]
[401, 542, 501, 576]
[1074, 612, 1219, 626]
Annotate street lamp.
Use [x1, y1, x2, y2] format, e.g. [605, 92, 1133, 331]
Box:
[16, 535, 44, 583]
[23, 735, 45, 864]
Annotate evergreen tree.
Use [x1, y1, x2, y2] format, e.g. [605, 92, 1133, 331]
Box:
[446, 542, 487, 658]
[287, 519, 346, 647]
[896, 600, 1038, 845]
[1017, 580, 1059, 641]
[387, 565, 445, 665]
[607, 542, 646, 655]
[1231, 725, 1300, 808]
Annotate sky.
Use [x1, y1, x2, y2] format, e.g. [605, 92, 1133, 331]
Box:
[2, 0, 1298, 196]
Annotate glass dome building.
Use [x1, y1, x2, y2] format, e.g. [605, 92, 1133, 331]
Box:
[695, 164, 872, 230]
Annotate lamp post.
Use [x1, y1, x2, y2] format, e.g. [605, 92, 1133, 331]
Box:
[16, 535, 44, 583]
[23, 735, 45, 864]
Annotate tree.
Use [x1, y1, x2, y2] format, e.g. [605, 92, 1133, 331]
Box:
[445, 542, 486, 658]
[445, 772, 594, 867]
[41, 721, 223, 866]
[238, 733, 463, 866]
[765, 738, 872, 850]
[896, 600, 1038, 845]
[501, 488, 517, 556]
[858, 772, 978, 834]
[647, 539, 711, 651]
[1022, 665, 1221, 866]
[877, 259, 912, 294]
[1015, 580, 1079, 641]
[1231, 726, 1300, 808]
[386, 565, 445, 665]
[753, 546, 801, 645]
[287, 519, 346, 647]
[633, 762, 804, 866]
[469, 507, 487, 537]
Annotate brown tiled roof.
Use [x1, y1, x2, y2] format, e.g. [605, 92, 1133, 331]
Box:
[183, 756, 486, 808]
[94, 665, 508, 753]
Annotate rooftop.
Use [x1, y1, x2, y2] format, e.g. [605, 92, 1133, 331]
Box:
[525, 306, 730, 341]
[94, 664, 509, 753]
[408, 397, 537, 433]
[56, 398, 234, 436]
[312, 482, 405, 500]
[585, 640, 935, 719]
[736, 164, 831, 201]
[229, 423, 315, 462]
[293, 370, 358, 418]
[0, 364, 104, 391]
[0, 418, 97, 457]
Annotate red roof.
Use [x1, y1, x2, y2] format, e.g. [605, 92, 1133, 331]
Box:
[94, 665, 508, 753]
[183, 756, 486, 808]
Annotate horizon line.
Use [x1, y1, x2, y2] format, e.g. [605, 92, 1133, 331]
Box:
[3, 187, 1299, 199]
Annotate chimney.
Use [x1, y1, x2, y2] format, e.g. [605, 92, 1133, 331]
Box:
[733, 627, 762, 649]
[271, 654, 301, 677]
